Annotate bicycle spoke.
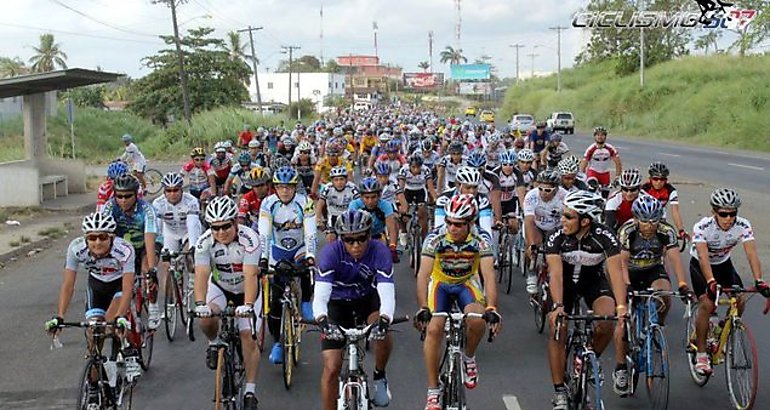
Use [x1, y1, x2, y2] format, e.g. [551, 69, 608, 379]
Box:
[725, 322, 758, 409]
[646, 326, 670, 410]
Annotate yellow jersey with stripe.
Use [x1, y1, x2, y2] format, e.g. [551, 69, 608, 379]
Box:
[421, 230, 493, 284]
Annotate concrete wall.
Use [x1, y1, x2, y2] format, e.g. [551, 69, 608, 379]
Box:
[39, 158, 87, 194]
[0, 160, 41, 206]
[248, 72, 346, 112]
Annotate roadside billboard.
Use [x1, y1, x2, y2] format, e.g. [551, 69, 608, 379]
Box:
[402, 72, 444, 90]
[450, 64, 491, 80]
[458, 81, 491, 95]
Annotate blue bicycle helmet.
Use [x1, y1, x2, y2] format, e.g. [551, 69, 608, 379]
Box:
[237, 152, 252, 165]
[466, 150, 487, 168]
[385, 140, 401, 153]
[359, 177, 382, 193]
[272, 166, 299, 185]
[374, 161, 391, 176]
[632, 195, 664, 222]
[335, 209, 373, 235]
[500, 150, 517, 165]
[107, 161, 129, 180]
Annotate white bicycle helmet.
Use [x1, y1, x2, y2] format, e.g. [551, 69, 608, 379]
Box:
[297, 141, 312, 152]
[619, 168, 643, 188]
[455, 166, 481, 187]
[161, 172, 184, 188]
[563, 190, 604, 221]
[214, 141, 226, 153]
[82, 212, 117, 234]
[517, 149, 535, 162]
[205, 196, 238, 223]
[329, 166, 348, 179]
[248, 139, 260, 148]
[710, 188, 741, 209]
[445, 194, 478, 220]
[557, 157, 579, 175]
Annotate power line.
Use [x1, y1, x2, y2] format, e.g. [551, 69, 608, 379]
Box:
[48, 0, 158, 37]
[0, 21, 163, 45]
[190, 0, 244, 30]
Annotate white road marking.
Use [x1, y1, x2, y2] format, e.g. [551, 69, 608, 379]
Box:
[659, 152, 681, 158]
[728, 163, 765, 171]
[503, 394, 523, 410]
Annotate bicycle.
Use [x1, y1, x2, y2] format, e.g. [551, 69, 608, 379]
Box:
[404, 202, 424, 277]
[306, 316, 408, 410]
[494, 216, 517, 295]
[264, 260, 310, 389]
[126, 271, 154, 371]
[142, 167, 163, 195]
[51, 320, 139, 410]
[202, 302, 259, 410]
[428, 309, 494, 410]
[684, 286, 770, 409]
[161, 248, 195, 342]
[623, 289, 682, 409]
[528, 246, 550, 334]
[555, 308, 618, 410]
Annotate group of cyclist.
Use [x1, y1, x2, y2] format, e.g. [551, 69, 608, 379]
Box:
[44, 106, 768, 410]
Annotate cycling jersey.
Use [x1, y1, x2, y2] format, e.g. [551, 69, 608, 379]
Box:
[103, 198, 159, 250]
[258, 193, 318, 263]
[66, 236, 135, 283]
[319, 181, 360, 219]
[195, 224, 261, 294]
[96, 180, 145, 212]
[315, 239, 394, 304]
[641, 181, 679, 219]
[380, 180, 402, 210]
[417, 150, 441, 172]
[562, 179, 589, 193]
[359, 135, 378, 154]
[227, 163, 256, 189]
[498, 170, 518, 203]
[690, 216, 754, 265]
[544, 222, 620, 283]
[513, 166, 538, 189]
[152, 193, 202, 252]
[583, 143, 619, 174]
[529, 131, 549, 154]
[208, 157, 233, 182]
[544, 142, 570, 168]
[180, 160, 212, 192]
[477, 169, 501, 197]
[121, 143, 147, 172]
[523, 187, 568, 232]
[315, 157, 354, 184]
[376, 154, 407, 183]
[484, 145, 507, 170]
[437, 155, 464, 190]
[434, 188, 493, 240]
[618, 219, 677, 271]
[422, 230, 493, 284]
[604, 192, 635, 230]
[397, 164, 433, 191]
[348, 198, 394, 237]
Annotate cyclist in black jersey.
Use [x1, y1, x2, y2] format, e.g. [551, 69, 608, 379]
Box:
[544, 190, 627, 410]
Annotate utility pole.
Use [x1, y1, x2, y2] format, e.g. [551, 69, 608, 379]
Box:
[319, 0, 324, 64]
[527, 45, 539, 79]
[373, 21, 379, 57]
[238, 26, 264, 115]
[158, 0, 192, 125]
[509, 44, 524, 84]
[348, 53, 355, 106]
[549, 26, 567, 92]
[455, 0, 462, 49]
[640, 28, 645, 88]
[281, 45, 301, 116]
[428, 31, 434, 72]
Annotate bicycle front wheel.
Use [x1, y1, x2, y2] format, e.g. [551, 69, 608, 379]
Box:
[164, 275, 179, 342]
[281, 303, 295, 389]
[684, 303, 710, 387]
[214, 347, 226, 410]
[646, 325, 670, 410]
[584, 353, 605, 410]
[725, 321, 758, 410]
[144, 168, 163, 195]
[77, 359, 105, 410]
[412, 224, 422, 278]
[140, 300, 154, 370]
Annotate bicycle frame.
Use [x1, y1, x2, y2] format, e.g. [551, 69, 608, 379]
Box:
[432, 311, 485, 410]
[711, 289, 747, 365]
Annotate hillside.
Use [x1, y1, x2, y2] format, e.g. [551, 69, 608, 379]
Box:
[499, 54, 770, 152]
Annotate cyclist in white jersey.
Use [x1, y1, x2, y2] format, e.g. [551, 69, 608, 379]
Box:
[689, 188, 769, 376]
[513, 149, 539, 212]
[194, 196, 262, 410]
[398, 155, 438, 243]
[580, 127, 622, 189]
[523, 170, 568, 294]
[375, 161, 407, 214]
[317, 166, 360, 242]
[497, 150, 521, 234]
[153, 172, 203, 253]
[482, 133, 507, 171]
[436, 141, 465, 191]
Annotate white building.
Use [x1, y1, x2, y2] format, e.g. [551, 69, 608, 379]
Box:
[248, 72, 346, 113]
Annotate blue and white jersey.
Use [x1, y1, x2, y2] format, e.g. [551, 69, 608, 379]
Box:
[258, 193, 318, 260]
[65, 236, 135, 283]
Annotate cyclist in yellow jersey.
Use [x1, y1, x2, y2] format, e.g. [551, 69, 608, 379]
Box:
[414, 194, 501, 410]
[311, 143, 354, 197]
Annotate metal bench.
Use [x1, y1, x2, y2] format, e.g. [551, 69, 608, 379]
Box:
[40, 174, 68, 200]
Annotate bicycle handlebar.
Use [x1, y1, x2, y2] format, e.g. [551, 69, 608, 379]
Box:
[554, 312, 619, 342]
[428, 312, 495, 343]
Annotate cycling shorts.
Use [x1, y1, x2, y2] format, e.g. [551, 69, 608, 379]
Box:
[206, 278, 263, 332]
[689, 257, 743, 298]
[322, 293, 380, 350]
[86, 276, 123, 319]
[404, 188, 427, 205]
[428, 276, 486, 313]
[586, 169, 611, 186]
[561, 264, 614, 312]
[628, 265, 670, 291]
[162, 229, 188, 253]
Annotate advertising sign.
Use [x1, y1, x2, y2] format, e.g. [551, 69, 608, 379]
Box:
[450, 64, 491, 80]
[402, 73, 444, 89]
[458, 81, 491, 95]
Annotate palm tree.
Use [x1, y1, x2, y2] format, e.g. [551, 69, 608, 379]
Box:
[0, 57, 29, 78]
[439, 46, 467, 65]
[221, 31, 252, 63]
[418, 61, 430, 72]
[28, 33, 67, 72]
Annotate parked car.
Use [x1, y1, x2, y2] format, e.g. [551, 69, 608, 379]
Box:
[465, 106, 477, 116]
[480, 110, 495, 123]
[546, 112, 575, 134]
[510, 114, 535, 133]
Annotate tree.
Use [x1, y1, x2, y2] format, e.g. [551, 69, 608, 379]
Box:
[129, 27, 251, 124]
[66, 86, 106, 108]
[726, 0, 770, 56]
[418, 61, 430, 72]
[694, 30, 722, 54]
[0, 57, 29, 77]
[221, 31, 251, 63]
[439, 46, 467, 65]
[276, 55, 322, 72]
[324, 59, 342, 73]
[28, 33, 68, 72]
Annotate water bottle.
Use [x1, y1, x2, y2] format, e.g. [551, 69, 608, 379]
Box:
[104, 360, 118, 388]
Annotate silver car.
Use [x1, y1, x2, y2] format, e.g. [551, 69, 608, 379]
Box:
[510, 114, 534, 133]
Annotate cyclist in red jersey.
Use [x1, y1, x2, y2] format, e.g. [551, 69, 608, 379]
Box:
[580, 126, 622, 187]
[238, 167, 273, 229]
[640, 162, 689, 241]
[604, 168, 643, 232]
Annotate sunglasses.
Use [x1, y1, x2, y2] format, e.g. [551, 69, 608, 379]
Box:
[86, 233, 111, 242]
[539, 186, 556, 193]
[193, 157, 205, 161]
[115, 193, 135, 199]
[651, 177, 667, 182]
[341, 234, 369, 245]
[252, 183, 267, 188]
[638, 218, 661, 224]
[210, 222, 233, 232]
[562, 175, 575, 181]
[621, 187, 639, 193]
[446, 220, 468, 228]
[519, 161, 532, 165]
[300, 150, 310, 154]
[164, 188, 181, 193]
[716, 210, 738, 218]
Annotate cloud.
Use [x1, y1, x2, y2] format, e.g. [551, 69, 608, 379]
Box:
[0, 0, 592, 79]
